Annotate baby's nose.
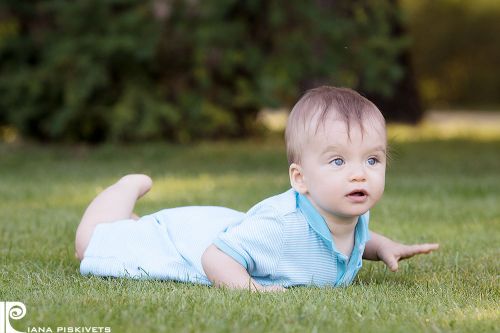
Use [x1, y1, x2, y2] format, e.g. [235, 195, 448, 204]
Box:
[349, 166, 367, 182]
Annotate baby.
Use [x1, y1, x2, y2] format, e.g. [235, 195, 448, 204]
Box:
[75, 86, 438, 291]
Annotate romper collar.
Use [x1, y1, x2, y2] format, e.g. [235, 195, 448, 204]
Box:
[296, 192, 334, 249]
[296, 191, 370, 252]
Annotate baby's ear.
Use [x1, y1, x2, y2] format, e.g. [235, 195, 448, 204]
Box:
[289, 163, 307, 194]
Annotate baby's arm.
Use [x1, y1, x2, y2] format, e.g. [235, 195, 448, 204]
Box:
[364, 231, 439, 271]
[202, 244, 284, 291]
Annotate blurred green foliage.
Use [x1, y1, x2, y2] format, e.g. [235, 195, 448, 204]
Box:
[403, 0, 500, 109]
[0, 0, 405, 142]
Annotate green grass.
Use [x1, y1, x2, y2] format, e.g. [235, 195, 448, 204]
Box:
[1, 138, 499, 332]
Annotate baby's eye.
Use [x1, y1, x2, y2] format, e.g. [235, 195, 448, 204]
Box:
[367, 157, 378, 166]
[330, 158, 345, 166]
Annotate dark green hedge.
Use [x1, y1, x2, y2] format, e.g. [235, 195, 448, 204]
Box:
[405, 0, 500, 109]
[0, 0, 405, 142]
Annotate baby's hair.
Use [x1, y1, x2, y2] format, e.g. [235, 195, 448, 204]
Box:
[285, 86, 386, 165]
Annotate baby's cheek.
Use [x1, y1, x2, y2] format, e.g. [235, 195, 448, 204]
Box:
[372, 179, 385, 202]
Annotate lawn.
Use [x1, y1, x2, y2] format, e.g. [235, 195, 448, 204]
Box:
[0, 137, 499, 332]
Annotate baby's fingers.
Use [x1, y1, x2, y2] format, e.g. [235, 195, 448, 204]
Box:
[261, 285, 286, 292]
[402, 243, 440, 258]
[415, 243, 439, 253]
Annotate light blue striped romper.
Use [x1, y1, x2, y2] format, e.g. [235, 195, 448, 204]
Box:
[80, 189, 370, 287]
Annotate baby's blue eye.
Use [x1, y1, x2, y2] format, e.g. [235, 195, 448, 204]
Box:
[331, 158, 344, 166]
[367, 157, 378, 166]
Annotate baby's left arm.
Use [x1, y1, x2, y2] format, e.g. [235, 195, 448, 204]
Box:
[363, 231, 439, 271]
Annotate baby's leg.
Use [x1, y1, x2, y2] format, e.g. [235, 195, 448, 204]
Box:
[75, 174, 152, 260]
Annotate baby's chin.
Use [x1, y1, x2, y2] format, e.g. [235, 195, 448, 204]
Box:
[326, 209, 370, 222]
[337, 206, 371, 218]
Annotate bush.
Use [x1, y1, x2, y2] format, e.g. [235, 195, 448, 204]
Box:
[403, 0, 500, 108]
[0, 0, 406, 142]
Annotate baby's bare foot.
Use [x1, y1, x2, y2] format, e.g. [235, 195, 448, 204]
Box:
[118, 174, 153, 198]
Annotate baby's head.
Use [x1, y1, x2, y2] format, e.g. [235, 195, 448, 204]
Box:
[285, 86, 387, 220]
[285, 86, 386, 166]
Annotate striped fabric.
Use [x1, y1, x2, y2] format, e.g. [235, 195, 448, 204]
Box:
[80, 189, 370, 287]
[214, 189, 370, 287]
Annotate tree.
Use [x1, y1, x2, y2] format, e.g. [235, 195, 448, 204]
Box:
[363, 0, 423, 123]
[0, 0, 412, 142]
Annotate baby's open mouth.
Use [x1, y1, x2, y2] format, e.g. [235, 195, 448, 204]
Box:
[346, 190, 368, 198]
[346, 190, 368, 203]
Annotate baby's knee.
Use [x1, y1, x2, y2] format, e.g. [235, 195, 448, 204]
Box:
[118, 174, 153, 194]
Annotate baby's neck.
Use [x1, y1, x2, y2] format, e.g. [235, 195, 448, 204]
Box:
[326, 216, 358, 258]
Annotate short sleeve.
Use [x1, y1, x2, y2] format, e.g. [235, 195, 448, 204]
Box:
[213, 205, 285, 275]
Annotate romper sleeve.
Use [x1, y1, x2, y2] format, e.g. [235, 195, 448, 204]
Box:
[212, 204, 285, 276]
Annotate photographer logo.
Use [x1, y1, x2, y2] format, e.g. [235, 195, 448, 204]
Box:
[1, 301, 26, 333]
[2, 302, 111, 333]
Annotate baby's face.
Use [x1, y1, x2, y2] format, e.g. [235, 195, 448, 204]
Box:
[298, 116, 386, 223]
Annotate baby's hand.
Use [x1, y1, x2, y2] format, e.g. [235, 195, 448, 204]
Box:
[256, 284, 286, 292]
[378, 240, 439, 272]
